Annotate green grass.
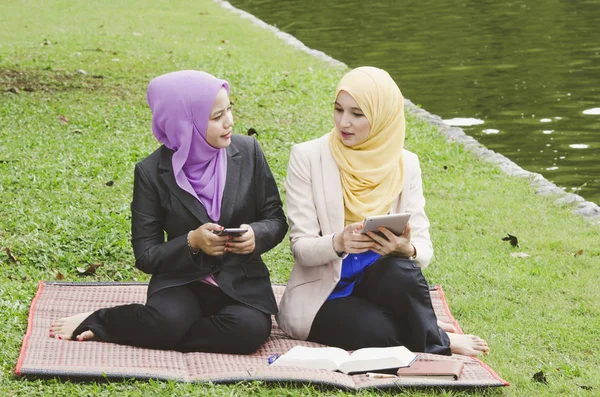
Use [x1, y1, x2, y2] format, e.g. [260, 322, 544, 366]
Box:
[1, 1, 599, 396]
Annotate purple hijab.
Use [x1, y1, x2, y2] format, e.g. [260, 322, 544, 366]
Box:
[147, 70, 229, 222]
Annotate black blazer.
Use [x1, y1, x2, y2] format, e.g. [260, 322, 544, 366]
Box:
[131, 135, 287, 314]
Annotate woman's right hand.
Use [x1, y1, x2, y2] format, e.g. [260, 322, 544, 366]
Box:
[332, 222, 378, 254]
[188, 223, 229, 256]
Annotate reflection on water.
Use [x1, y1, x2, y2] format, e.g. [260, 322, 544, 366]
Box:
[443, 118, 484, 127]
[230, 0, 600, 203]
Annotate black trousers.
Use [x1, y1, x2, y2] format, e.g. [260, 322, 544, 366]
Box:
[308, 256, 451, 355]
[72, 281, 272, 354]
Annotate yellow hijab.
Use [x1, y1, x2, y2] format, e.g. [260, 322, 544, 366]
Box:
[329, 66, 405, 225]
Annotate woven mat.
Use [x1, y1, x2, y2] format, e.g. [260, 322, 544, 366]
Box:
[15, 282, 508, 390]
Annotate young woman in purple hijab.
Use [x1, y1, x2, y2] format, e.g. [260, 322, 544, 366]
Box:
[49, 70, 288, 353]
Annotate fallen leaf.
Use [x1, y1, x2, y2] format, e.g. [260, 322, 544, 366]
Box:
[133, 32, 143, 36]
[574, 249, 583, 257]
[199, 11, 209, 15]
[105, 180, 114, 186]
[577, 384, 593, 391]
[72, 129, 83, 134]
[58, 115, 69, 124]
[4, 247, 17, 262]
[77, 263, 102, 275]
[247, 128, 258, 136]
[41, 39, 51, 46]
[75, 69, 87, 75]
[56, 271, 65, 280]
[511, 252, 531, 258]
[221, 39, 229, 44]
[7, 87, 20, 94]
[532, 370, 548, 384]
[502, 233, 520, 248]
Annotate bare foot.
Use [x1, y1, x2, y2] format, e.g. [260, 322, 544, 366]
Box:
[448, 333, 489, 357]
[437, 320, 458, 333]
[49, 312, 98, 341]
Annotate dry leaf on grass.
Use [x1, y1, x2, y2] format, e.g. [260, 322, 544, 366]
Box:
[58, 115, 69, 124]
[76, 263, 102, 276]
[532, 370, 548, 384]
[502, 233, 520, 248]
[574, 249, 584, 257]
[4, 247, 17, 262]
[510, 252, 530, 258]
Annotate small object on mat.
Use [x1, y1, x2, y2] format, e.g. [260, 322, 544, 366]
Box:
[396, 357, 464, 380]
[367, 372, 397, 379]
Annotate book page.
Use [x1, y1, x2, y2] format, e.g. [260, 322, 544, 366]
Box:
[271, 346, 350, 371]
[339, 346, 416, 374]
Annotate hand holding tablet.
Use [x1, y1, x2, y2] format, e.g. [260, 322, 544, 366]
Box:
[361, 213, 411, 238]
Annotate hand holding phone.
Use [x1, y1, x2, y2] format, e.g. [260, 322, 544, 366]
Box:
[213, 228, 249, 237]
[220, 224, 255, 255]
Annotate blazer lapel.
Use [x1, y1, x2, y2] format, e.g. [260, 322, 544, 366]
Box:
[158, 147, 212, 225]
[320, 136, 345, 233]
[218, 142, 241, 226]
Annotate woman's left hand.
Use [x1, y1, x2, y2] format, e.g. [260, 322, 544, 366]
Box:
[224, 224, 255, 255]
[367, 222, 416, 258]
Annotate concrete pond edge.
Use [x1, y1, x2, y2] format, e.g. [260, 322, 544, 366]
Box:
[215, 0, 600, 224]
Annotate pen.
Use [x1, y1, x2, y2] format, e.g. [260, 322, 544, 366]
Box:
[366, 372, 397, 379]
[267, 354, 280, 364]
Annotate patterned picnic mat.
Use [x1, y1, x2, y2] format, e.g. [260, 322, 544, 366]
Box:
[15, 282, 508, 390]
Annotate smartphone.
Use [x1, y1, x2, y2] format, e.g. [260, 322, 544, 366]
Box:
[213, 228, 248, 237]
[361, 213, 411, 237]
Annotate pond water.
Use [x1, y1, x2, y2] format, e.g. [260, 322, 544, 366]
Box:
[229, 0, 600, 204]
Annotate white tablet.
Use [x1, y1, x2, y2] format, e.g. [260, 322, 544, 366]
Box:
[361, 213, 411, 236]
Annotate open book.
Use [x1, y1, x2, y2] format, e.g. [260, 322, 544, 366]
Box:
[270, 345, 416, 374]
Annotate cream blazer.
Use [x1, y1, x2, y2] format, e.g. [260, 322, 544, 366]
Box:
[277, 134, 433, 340]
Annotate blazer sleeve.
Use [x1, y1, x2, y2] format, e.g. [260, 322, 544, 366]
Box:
[404, 155, 433, 268]
[130, 164, 213, 275]
[286, 144, 343, 267]
[248, 138, 288, 257]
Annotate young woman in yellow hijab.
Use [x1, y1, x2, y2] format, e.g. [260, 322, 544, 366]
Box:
[278, 67, 489, 356]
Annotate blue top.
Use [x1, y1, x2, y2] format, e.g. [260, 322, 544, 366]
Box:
[328, 250, 381, 300]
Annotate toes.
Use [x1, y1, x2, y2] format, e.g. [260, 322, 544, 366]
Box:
[76, 330, 96, 341]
